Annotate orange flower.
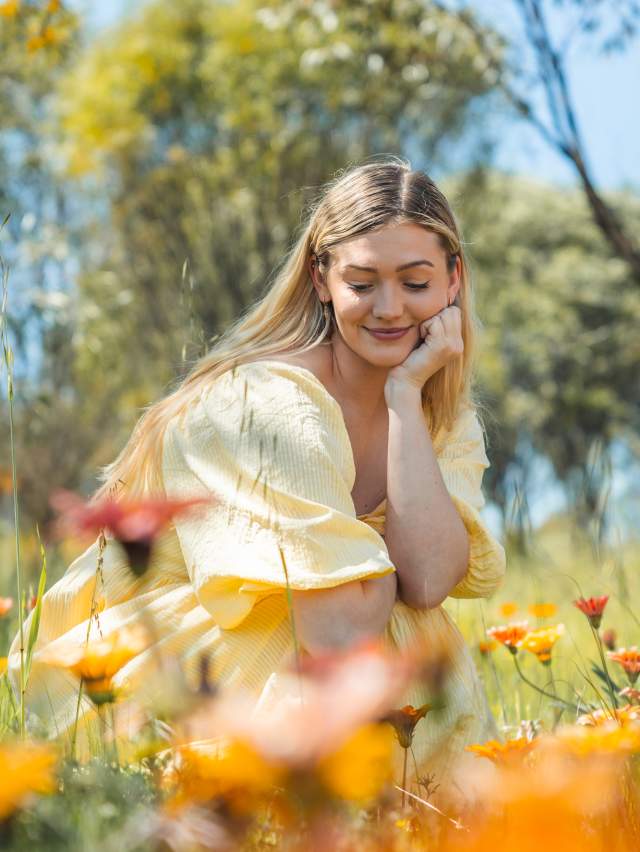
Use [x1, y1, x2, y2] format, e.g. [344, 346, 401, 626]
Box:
[40, 625, 149, 705]
[466, 737, 535, 766]
[0, 742, 58, 820]
[478, 639, 497, 656]
[608, 647, 640, 685]
[528, 602, 557, 619]
[577, 703, 640, 727]
[499, 602, 518, 618]
[520, 625, 565, 665]
[50, 489, 212, 576]
[573, 596, 609, 629]
[487, 622, 529, 655]
[0, 597, 14, 617]
[554, 721, 640, 756]
[383, 703, 431, 749]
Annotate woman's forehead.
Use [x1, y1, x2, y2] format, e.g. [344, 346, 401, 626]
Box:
[332, 224, 445, 270]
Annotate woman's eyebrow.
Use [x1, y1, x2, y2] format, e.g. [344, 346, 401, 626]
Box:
[342, 259, 435, 273]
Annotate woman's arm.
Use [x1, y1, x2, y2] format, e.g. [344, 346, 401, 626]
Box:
[290, 571, 397, 656]
[384, 382, 469, 610]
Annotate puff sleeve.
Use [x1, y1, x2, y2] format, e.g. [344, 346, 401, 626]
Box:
[436, 406, 506, 599]
[162, 362, 395, 629]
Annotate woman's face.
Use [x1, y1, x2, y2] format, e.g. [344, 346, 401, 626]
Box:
[312, 221, 461, 367]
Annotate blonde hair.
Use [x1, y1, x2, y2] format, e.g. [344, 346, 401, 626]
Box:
[93, 155, 479, 503]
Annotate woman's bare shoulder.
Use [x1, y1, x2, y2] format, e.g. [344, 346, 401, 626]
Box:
[251, 345, 333, 388]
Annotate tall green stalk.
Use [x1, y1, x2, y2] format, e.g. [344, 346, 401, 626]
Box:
[1, 225, 26, 738]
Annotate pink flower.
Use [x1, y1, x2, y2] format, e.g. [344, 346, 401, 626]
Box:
[50, 489, 212, 575]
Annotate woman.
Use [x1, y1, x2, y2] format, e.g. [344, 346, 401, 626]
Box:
[9, 157, 505, 796]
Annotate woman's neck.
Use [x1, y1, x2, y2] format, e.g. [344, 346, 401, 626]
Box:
[325, 337, 390, 422]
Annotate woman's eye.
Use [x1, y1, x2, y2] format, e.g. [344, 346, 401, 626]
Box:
[347, 282, 430, 293]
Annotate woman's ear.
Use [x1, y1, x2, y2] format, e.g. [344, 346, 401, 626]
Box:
[309, 252, 330, 301]
[447, 255, 462, 305]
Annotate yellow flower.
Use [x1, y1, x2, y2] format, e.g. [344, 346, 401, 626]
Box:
[0, 742, 58, 820]
[318, 722, 395, 804]
[466, 737, 535, 766]
[0, 0, 19, 19]
[0, 658, 7, 676]
[499, 602, 518, 618]
[166, 738, 282, 814]
[41, 625, 148, 705]
[520, 624, 565, 665]
[528, 602, 557, 619]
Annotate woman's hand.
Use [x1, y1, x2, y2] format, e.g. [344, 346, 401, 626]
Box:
[384, 305, 463, 401]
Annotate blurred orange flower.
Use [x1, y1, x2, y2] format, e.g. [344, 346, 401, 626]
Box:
[499, 602, 518, 618]
[577, 703, 640, 727]
[520, 625, 565, 665]
[528, 603, 557, 619]
[555, 721, 640, 756]
[487, 622, 529, 655]
[466, 736, 535, 766]
[40, 625, 149, 705]
[0, 597, 14, 617]
[601, 628, 617, 651]
[478, 639, 497, 656]
[608, 647, 640, 685]
[0, 742, 58, 820]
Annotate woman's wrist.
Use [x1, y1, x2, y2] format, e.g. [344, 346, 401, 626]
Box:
[384, 378, 424, 411]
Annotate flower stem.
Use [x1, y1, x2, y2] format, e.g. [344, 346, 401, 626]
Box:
[513, 655, 578, 713]
[401, 747, 408, 809]
[590, 623, 618, 711]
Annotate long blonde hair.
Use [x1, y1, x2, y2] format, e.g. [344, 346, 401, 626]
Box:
[93, 155, 479, 503]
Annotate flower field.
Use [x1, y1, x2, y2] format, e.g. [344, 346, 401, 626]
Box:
[0, 486, 639, 850]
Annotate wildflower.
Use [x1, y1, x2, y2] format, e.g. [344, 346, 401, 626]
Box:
[0, 658, 7, 675]
[573, 596, 609, 629]
[383, 703, 431, 749]
[486, 622, 529, 655]
[601, 628, 617, 651]
[608, 647, 640, 685]
[554, 721, 640, 756]
[0, 597, 13, 617]
[317, 722, 395, 804]
[528, 602, 557, 619]
[478, 639, 497, 656]
[619, 687, 640, 705]
[40, 625, 149, 705]
[50, 489, 212, 576]
[0, 742, 58, 820]
[466, 737, 535, 766]
[577, 703, 640, 727]
[0, 0, 19, 20]
[520, 625, 565, 665]
[499, 602, 518, 618]
[167, 739, 283, 814]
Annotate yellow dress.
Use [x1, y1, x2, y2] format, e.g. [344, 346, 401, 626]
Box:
[8, 361, 505, 790]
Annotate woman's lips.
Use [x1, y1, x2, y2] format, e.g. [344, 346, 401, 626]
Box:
[365, 327, 411, 341]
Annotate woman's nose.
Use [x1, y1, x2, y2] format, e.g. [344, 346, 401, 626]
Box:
[372, 284, 405, 319]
